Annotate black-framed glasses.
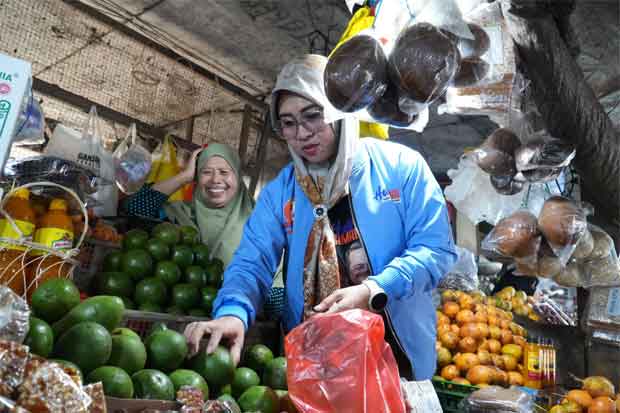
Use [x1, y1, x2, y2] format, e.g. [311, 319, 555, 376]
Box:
[277, 108, 326, 140]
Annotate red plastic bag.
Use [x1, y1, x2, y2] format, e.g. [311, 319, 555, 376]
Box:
[285, 309, 406, 413]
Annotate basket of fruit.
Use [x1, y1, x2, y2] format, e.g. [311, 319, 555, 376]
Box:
[0, 181, 88, 300]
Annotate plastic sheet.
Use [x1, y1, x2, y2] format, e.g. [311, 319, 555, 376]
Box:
[459, 386, 534, 412]
[324, 32, 389, 113]
[113, 124, 152, 195]
[444, 153, 560, 225]
[0, 340, 29, 397]
[16, 362, 92, 412]
[0, 287, 30, 344]
[439, 246, 479, 292]
[285, 309, 405, 413]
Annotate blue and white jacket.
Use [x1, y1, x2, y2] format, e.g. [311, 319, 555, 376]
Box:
[213, 138, 457, 380]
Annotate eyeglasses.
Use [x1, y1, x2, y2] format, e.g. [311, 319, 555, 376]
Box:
[277, 108, 326, 140]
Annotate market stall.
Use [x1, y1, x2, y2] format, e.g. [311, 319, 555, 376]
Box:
[0, 0, 619, 412]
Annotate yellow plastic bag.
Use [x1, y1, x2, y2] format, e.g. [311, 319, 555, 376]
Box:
[332, 6, 390, 140]
[148, 135, 185, 201]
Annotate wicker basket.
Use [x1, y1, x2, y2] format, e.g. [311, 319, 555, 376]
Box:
[0, 182, 88, 299]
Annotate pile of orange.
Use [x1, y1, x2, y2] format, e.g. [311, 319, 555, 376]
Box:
[549, 376, 618, 413]
[435, 289, 528, 387]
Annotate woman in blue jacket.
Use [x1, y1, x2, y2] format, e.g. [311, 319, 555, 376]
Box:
[184, 54, 457, 380]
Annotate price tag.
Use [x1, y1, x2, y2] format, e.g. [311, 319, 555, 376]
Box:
[607, 288, 620, 317]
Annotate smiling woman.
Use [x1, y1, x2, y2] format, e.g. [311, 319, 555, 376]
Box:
[121, 143, 254, 266]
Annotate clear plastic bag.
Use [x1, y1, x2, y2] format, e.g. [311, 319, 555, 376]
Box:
[580, 226, 620, 288]
[538, 196, 589, 266]
[285, 309, 406, 413]
[480, 210, 541, 263]
[203, 400, 241, 413]
[439, 246, 479, 291]
[17, 362, 92, 412]
[459, 386, 534, 412]
[0, 286, 30, 343]
[389, 22, 460, 115]
[324, 31, 389, 113]
[552, 258, 586, 288]
[13, 91, 46, 146]
[444, 153, 557, 225]
[472, 128, 521, 176]
[113, 124, 152, 195]
[0, 339, 29, 397]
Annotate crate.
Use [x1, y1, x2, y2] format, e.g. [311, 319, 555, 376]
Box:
[73, 238, 121, 293]
[432, 379, 478, 413]
[121, 310, 283, 356]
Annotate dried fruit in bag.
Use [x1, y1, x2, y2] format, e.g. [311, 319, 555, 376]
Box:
[489, 174, 524, 196]
[82, 382, 106, 413]
[0, 340, 29, 397]
[389, 23, 460, 114]
[454, 57, 491, 88]
[553, 259, 584, 288]
[17, 362, 91, 412]
[324, 34, 389, 112]
[452, 23, 491, 59]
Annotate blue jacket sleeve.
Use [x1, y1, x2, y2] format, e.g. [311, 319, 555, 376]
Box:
[369, 150, 457, 299]
[212, 180, 287, 330]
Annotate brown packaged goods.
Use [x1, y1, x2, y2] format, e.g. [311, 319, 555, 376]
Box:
[0, 340, 29, 397]
[324, 34, 388, 112]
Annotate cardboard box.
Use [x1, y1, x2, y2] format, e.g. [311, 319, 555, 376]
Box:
[0, 53, 31, 170]
[105, 396, 181, 413]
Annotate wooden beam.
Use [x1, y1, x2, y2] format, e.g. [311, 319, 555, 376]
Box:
[238, 105, 252, 167]
[501, 0, 620, 246]
[185, 116, 195, 142]
[249, 113, 272, 197]
[33, 77, 200, 152]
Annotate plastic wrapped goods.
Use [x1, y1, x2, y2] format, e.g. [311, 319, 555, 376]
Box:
[0, 287, 30, 344]
[324, 33, 389, 112]
[459, 386, 535, 412]
[113, 124, 152, 195]
[439, 246, 479, 292]
[388, 23, 460, 115]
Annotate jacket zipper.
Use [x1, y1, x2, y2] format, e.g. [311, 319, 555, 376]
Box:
[346, 186, 415, 379]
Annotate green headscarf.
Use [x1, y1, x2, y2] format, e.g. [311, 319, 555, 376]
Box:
[164, 143, 255, 266]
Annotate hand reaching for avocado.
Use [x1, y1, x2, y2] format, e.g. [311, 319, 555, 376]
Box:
[184, 316, 245, 365]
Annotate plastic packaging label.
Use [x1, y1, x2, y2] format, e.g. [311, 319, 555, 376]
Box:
[0, 219, 35, 251]
[401, 380, 443, 413]
[33, 228, 73, 252]
[607, 288, 620, 317]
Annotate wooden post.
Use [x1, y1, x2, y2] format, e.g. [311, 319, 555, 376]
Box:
[249, 113, 271, 197]
[238, 104, 252, 167]
[185, 116, 195, 142]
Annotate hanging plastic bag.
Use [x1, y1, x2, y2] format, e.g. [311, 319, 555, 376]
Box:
[285, 309, 406, 413]
[439, 246, 479, 291]
[13, 91, 46, 146]
[150, 135, 184, 201]
[113, 124, 152, 195]
[480, 209, 542, 268]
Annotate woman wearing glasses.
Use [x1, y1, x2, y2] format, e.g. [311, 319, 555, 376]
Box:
[184, 55, 457, 380]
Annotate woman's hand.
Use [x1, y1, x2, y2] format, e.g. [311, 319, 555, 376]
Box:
[313, 284, 370, 314]
[183, 316, 246, 365]
[181, 148, 204, 183]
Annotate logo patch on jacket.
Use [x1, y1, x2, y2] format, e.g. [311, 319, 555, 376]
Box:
[283, 199, 295, 234]
[374, 187, 401, 203]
